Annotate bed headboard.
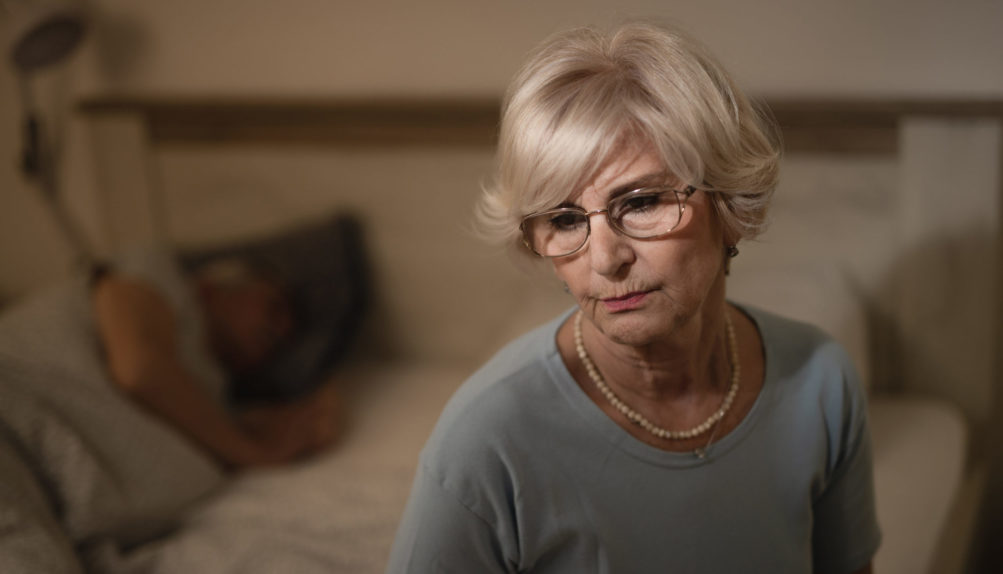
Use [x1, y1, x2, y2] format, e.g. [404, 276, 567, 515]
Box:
[76, 96, 1002, 428]
[78, 96, 1003, 148]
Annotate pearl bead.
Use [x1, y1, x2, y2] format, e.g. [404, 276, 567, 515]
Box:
[574, 310, 740, 444]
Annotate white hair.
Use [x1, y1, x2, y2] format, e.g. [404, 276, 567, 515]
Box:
[477, 22, 781, 255]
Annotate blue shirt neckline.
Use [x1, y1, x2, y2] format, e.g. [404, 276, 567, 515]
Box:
[542, 303, 776, 468]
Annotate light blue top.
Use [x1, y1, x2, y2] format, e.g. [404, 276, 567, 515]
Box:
[387, 305, 881, 574]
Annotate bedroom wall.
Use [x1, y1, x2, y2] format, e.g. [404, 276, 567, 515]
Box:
[67, 0, 1003, 97]
[2, 0, 1001, 301]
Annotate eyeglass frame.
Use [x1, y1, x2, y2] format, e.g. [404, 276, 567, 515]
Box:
[519, 184, 698, 258]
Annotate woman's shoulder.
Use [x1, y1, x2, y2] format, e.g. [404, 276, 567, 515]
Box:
[739, 303, 854, 369]
[439, 318, 562, 420]
[740, 303, 867, 423]
[740, 303, 863, 400]
[418, 312, 571, 470]
[449, 308, 572, 402]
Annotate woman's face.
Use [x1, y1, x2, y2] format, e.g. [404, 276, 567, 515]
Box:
[550, 144, 729, 348]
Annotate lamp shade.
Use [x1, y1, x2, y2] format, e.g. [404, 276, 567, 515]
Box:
[7, 0, 86, 73]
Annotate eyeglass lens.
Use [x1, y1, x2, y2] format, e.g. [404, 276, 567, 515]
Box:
[522, 189, 684, 257]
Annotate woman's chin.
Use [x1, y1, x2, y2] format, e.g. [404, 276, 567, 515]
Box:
[590, 310, 673, 348]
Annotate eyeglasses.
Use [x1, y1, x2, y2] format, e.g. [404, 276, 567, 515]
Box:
[519, 185, 697, 258]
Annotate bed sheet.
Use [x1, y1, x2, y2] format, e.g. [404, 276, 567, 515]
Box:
[96, 366, 971, 574]
[869, 395, 969, 574]
[97, 362, 467, 574]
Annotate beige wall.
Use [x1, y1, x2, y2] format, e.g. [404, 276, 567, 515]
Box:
[69, 0, 1003, 97]
[1, 0, 1002, 299]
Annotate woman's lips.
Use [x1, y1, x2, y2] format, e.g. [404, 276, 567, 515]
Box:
[601, 291, 649, 312]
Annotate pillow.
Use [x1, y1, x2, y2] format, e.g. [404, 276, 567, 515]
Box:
[0, 356, 225, 557]
[180, 213, 371, 402]
[0, 274, 227, 550]
[0, 422, 85, 573]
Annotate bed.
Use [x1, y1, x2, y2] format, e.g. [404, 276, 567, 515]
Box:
[0, 96, 998, 573]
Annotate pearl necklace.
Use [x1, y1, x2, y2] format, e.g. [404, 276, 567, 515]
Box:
[573, 310, 740, 444]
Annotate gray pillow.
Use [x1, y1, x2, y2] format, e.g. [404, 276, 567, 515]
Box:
[0, 424, 84, 574]
[0, 277, 226, 554]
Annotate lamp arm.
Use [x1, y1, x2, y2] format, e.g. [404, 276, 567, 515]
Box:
[18, 78, 97, 269]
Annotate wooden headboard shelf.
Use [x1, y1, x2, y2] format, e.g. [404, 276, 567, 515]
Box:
[78, 96, 1003, 154]
[78, 97, 502, 148]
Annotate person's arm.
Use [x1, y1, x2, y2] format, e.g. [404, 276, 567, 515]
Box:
[93, 275, 338, 468]
[811, 346, 882, 574]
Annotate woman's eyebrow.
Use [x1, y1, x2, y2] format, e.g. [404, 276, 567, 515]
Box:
[556, 171, 671, 209]
[606, 172, 671, 199]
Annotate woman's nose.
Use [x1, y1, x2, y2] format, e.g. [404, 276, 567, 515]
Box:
[587, 213, 634, 277]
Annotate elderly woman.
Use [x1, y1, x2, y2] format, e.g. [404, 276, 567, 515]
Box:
[388, 22, 880, 574]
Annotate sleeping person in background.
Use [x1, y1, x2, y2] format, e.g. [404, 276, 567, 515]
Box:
[0, 232, 364, 566]
[93, 251, 342, 469]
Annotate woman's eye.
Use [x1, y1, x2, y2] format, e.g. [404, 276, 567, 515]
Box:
[621, 193, 662, 212]
[548, 213, 585, 231]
